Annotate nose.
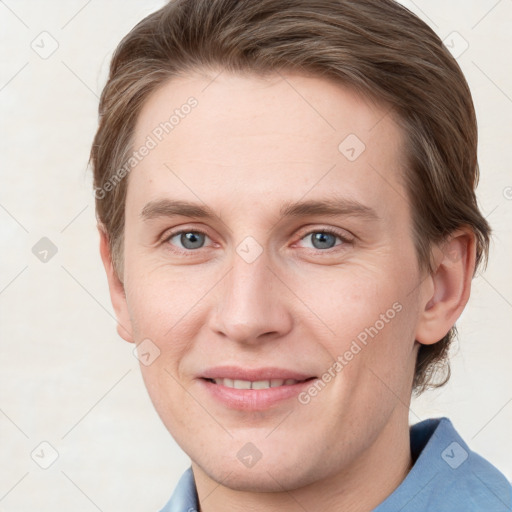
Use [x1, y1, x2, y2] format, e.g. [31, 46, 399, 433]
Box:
[209, 249, 294, 345]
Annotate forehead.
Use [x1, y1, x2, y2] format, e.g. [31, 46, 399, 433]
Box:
[128, 70, 408, 221]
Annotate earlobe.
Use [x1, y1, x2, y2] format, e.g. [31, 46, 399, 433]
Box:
[98, 225, 135, 344]
[415, 229, 476, 346]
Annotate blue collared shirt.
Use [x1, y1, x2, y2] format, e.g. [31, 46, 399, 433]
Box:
[159, 417, 512, 511]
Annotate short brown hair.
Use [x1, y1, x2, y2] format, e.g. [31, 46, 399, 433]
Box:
[90, 0, 490, 395]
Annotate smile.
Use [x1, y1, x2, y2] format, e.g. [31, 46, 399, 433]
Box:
[200, 375, 318, 411]
[205, 377, 313, 389]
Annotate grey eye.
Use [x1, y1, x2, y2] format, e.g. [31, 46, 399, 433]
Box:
[172, 231, 207, 250]
[310, 232, 337, 249]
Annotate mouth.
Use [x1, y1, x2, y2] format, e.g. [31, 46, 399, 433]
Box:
[198, 369, 318, 410]
[202, 377, 316, 389]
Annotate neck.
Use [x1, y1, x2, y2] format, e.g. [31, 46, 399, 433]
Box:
[192, 407, 413, 512]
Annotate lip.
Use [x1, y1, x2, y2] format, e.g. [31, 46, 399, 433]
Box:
[200, 365, 315, 382]
[199, 379, 316, 411]
[198, 366, 317, 411]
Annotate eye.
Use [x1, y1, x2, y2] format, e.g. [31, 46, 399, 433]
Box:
[166, 230, 211, 251]
[298, 229, 349, 250]
[161, 227, 351, 254]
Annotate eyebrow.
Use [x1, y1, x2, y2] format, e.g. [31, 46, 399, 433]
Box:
[141, 199, 217, 221]
[140, 197, 379, 222]
[279, 197, 379, 220]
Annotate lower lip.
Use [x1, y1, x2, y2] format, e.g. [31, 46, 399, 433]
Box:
[199, 378, 316, 411]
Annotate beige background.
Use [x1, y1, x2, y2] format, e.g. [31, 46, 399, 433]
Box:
[1, 1, 511, 510]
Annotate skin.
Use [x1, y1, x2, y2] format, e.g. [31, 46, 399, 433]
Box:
[100, 70, 475, 512]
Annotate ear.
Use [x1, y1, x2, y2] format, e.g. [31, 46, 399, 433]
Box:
[415, 228, 476, 345]
[98, 225, 135, 343]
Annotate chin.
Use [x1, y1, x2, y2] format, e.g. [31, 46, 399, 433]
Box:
[196, 455, 322, 493]
[205, 467, 293, 492]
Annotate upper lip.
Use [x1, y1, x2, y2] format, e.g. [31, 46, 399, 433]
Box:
[200, 366, 316, 382]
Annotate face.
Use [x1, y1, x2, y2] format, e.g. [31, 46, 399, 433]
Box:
[109, 71, 435, 492]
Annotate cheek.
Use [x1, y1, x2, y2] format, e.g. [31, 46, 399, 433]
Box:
[124, 256, 213, 339]
[293, 262, 419, 385]
[123, 274, 206, 418]
[329, 287, 419, 411]
[289, 264, 399, 338]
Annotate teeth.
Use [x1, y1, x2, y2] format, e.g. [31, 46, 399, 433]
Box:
[252, 380, 272, 389]
[233, 379, 251, 389]
[212, 378, 301, 389]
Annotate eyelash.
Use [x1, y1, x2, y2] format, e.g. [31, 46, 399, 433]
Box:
[160, 228, 211, 256]
[160, 227, 353, 255]
[295, 228, 352, 252]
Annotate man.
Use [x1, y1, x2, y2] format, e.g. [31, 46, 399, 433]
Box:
[91, 0, 511, 510]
